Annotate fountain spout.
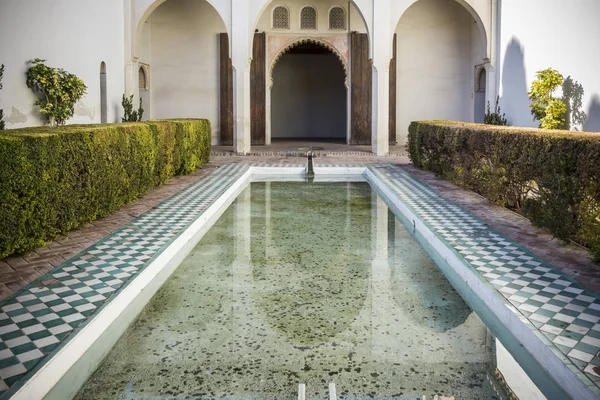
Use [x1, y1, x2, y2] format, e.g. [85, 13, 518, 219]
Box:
[306, 149, 315, 181]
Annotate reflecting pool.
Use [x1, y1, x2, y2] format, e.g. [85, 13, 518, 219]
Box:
[76, 182, 512, 399]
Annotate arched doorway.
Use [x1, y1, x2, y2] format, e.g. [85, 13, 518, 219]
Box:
[270, 42, 347, 142]
[100, 62, 107, 123]
[252, 1, 370, 148]
[393, 0, 488, 144]
[135, 0, 227, 143]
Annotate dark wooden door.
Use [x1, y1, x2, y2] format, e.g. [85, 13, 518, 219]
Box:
[389, 33, 397, 145]
[350, 32, 372, 145]
[251, 33, 266, 145]
[219, 33, 233, 145]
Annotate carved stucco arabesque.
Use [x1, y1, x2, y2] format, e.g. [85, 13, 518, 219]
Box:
[267, 35, 350, 89]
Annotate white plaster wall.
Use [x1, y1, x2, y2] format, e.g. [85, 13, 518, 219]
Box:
[138, 22, 152, 120]
[0, 0, 125, 128]
[255, 0, 367, 33]
[395, 0, 475, 144]
[499, 0, 600, 132]
[149, 0, 226, 143]
[271, 53, 346, 139]
[132, 0, 231, 59]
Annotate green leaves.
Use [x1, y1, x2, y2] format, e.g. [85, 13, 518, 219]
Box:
[528, 68, 567, 130]
[0, 120, 211, 258]
[484, 96, 508, 126]
[121, 94, 144, 122]
[408, 121, 600, 262]
[25, 59, 87, 126]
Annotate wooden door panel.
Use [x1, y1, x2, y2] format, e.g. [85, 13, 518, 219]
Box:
[350, 32, 372, 145]
[219, 33, 233, 145]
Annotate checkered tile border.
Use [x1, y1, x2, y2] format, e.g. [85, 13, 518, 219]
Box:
[0, 163, 252, 398]
[368, 164, 600, 395]
[1, 162, 599, 397]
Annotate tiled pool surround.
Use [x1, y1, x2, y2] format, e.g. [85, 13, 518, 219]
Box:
[0, 163, 598, 399]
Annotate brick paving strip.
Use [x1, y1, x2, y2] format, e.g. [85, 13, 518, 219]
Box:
[1, 153, 597, 298]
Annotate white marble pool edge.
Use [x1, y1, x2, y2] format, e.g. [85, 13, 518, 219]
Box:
[11, 166, 595, 400]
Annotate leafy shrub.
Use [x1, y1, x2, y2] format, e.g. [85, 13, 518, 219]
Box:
[25, 59, 87, 126]
[484, 96, 508, 126]
[528, 68, 567, 130]
[0, 63, 4, 130]
[408, 121, 600, 261]
[0, 119, 211, 258]
[122, 94, 144, 122]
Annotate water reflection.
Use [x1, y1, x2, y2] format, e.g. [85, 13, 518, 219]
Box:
[76, 181, 533, 400]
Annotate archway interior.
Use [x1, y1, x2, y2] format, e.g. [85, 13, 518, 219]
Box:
[137, 0, 226, 143]
[394, 0, 487, 144]
[271, 42, 347, 142]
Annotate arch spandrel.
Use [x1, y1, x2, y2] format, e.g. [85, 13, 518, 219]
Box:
[251, 0, 371, 55]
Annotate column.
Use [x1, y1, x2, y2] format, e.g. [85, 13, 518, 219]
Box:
[370, 0, 392, 156]
[231, 0, 251, 154]
[124, 0, 138, 99]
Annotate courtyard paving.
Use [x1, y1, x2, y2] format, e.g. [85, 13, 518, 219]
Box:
[1, 151, 598, 300]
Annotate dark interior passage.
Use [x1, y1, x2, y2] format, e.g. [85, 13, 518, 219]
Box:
[271, 43, 347, 140]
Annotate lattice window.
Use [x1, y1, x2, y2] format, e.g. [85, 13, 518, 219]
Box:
[329, 7, 346, 30]
[273, 6, 289, 29]
[300, 6, 317, 29]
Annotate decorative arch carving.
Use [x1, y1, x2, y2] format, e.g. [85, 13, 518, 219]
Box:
[267, 35, 349, 89]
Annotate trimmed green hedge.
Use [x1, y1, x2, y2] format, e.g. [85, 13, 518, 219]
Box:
[0, 119, 211, 258]
[408, 121, 600, 261]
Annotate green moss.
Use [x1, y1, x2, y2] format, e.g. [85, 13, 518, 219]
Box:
[0, 119, 211, 258]
[408, 121, 600, 262]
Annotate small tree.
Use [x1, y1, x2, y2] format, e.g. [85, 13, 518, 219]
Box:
[26, 59, 87, 126]
[121, 94, 144, 122]
[0, 64, 5, 130]
[484, 96, 508, 126]
[528, 68, 567, 130]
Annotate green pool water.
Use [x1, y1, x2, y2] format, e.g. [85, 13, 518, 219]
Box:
[76, 181, 510, 399]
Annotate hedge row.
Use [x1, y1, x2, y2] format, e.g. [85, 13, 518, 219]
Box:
[0, 119, 211, 258]
[408, 121, 600, 261]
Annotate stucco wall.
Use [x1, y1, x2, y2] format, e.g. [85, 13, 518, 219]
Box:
[271, 53, 346, 139]
[148, 0, 226, 143]
[0, 0, 125, 128]
[499, 0, 600, 132]
[395, 0, 477, 144]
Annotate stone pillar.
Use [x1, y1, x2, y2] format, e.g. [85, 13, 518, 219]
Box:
[231, 0, 251, 154]
[371, 63, 390, 156]
[123, 0, 137, 101]
[370, 0, 392, 156]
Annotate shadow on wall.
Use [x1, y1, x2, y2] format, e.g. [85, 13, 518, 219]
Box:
[584, 94, 600, 132]
[562, 76, 587, 131]
[500, 37, 532, 127]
